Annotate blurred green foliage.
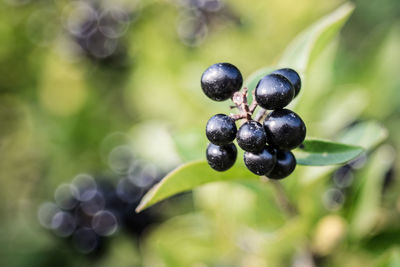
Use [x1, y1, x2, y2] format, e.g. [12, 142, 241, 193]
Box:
[0, 0, 399, 266]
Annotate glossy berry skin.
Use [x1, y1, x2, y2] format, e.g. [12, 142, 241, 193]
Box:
[272, 68, 301, 97]
[267, 150, 296, 179]
[201, 63, 243, 101]
[263, 109, 306, 150]
[206, 143, 237, 171]
[237, 121, 267, 153]
[244, 146, 276, 175]
[255, 73, 295, 110]
[206, 114, 237, 145]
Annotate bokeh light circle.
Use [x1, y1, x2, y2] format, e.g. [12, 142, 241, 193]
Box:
[63, 2, 98, 38]
[92, 210, 118, 236]
[116, 177, 143, 203]
[108, 145, 135, 174]
[98, 7, 131, 39]
[54, 183, 79, 210]
[80, 191, 105, 216]
[72, 227, 99, 254]
[37, 202, 60, 229]
[72, 174, 97, 201]
[323, 188, 345, 211]
[51, 211, 76, 237]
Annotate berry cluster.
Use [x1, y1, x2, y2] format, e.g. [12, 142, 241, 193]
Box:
[38, 170, 160, 254]
[202, 63, 306, 179]
[67, 2, 135, 66]
[177, 0, 240, 46]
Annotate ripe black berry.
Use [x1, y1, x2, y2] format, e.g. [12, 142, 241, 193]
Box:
[206, 114, 237, 145]
[237, 120, 267, 153]
[267, 150, 296, 179]
[206, 143, 237, 171]
[263, 109, 306, 150]
[272, 68, 301, 97]
[255, 73, 295, 110]
[201, 63, 243, 101]
[244, 146, 276, 175]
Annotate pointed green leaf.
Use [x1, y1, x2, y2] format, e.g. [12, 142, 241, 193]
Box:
[136, 160, 258, 212]
[171, 128, 206, 162]
[294, 139, 363, 166]
[279, 2, 355, 72]
[243, 3, 354, 93]
[337, 121, 388, 150]
[244, 66, 273, 93]
[301, 121, 388, 184]
[349, 145, 395, 239]
[137, 138, 364, 212]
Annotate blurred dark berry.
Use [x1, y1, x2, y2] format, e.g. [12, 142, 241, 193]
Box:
[332, 165, 354, 188]
[39, 169, 163, 256]
[383, 165, 395, 191]
[323, 188, 345, 210]
[72, 227, 100, 254]
[51, 211, 77, 237]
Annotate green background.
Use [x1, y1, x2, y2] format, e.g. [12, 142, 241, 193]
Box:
[0, 0, 400, 266]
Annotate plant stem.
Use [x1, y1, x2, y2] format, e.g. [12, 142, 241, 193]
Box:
[254, 107, 267, 121]
[261, 176, 298, 217]
[261, 177, 316, 266]
[230, 87, 259, 121]
[248, 89, 258, 113]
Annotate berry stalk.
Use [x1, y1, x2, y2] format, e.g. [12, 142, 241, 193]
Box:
[229, 87, 258, 121]
[261, 176, 298, 217]
[254, 107, 268, 122]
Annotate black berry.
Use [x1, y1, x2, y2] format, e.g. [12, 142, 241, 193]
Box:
[244, 146, 276, 175]
[263, 109, 306, 150]
[201, 63, 243, 101]
[267, 150, 296, 179]
[206, 143, 237, 171]
[272, 68, 301, 97]
[237, 120, 267, 153]
[255, 73, 295, 110]
[206, 114, 237, 145]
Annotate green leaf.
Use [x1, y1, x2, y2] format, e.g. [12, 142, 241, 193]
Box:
[364, 230, 400, 254]
[136, 160, 258, 212]
[279, 2, 355, 72]
[294, 139, 363, 166]
[171, 128, 206, 162]
[337, 121, 388, 150]
[141, 121, 386, 211]
[137, 138, 363, 212]
[243, 3, 354, 92]
[260, 218, 309, 260]
[143, 213, 216, 266]
[349, 145, 395, 239]
[244, 67, 273, 93]
[301, 121, 388, 185]
[375, 248, 400, 267]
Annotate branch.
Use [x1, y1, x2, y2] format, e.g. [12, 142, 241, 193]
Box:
[248, 89, 258, 114]
[261, 176, 298, 217]
[231, 88, 251, 121]
[229, 113, 248, 121]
